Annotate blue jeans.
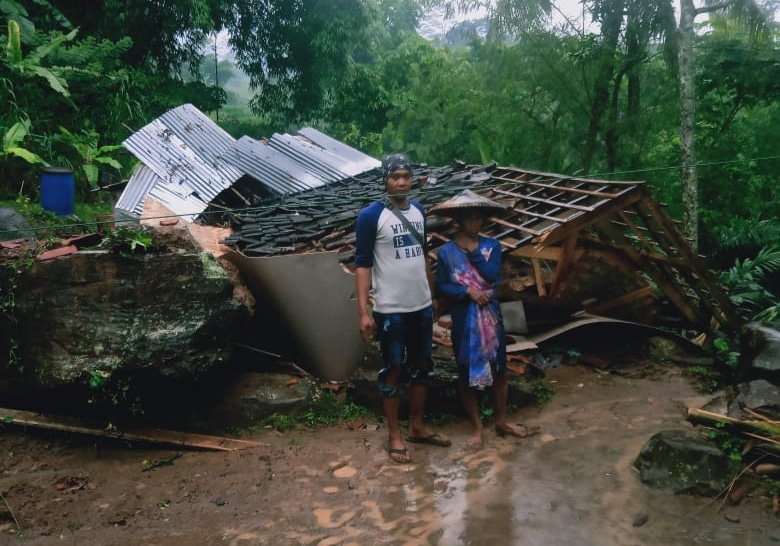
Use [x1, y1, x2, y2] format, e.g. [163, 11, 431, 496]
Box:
[373, 306, 434, 397]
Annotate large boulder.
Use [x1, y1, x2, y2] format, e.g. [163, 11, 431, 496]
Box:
[2, 232, 247, 393]
[728, 379, 780, 421]
[738, 322, 780, 384]
[634, 429, 731, 496]
[0, 206, 36, 243]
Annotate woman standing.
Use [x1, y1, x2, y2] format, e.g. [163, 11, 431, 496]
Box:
[432, 190, 530, 449]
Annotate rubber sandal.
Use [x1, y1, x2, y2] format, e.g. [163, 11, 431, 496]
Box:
[385, 443, 411, 464]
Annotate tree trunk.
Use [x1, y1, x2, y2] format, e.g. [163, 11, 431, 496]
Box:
[605, 69, 625, 174]
[581, 0, 624, 175]
[678, 0, 699, 251]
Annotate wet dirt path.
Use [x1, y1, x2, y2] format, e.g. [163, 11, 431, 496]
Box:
[1, 363, 778, 546]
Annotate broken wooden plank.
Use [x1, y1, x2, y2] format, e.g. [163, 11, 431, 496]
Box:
[0, 407, 270, 452]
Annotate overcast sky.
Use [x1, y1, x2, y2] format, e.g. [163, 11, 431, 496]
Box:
[418, 0, 599, 39]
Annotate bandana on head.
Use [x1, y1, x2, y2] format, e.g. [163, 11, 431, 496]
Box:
[382, 153, 413, 185]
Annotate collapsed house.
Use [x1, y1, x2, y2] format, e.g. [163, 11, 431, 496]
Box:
[117, 104, 741, 381]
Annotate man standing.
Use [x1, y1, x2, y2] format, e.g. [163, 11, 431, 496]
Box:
[355, 154, 450, 464]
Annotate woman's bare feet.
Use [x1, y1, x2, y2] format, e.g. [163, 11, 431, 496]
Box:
[465, 430, 484, 450]
[495, 422, 532, 438]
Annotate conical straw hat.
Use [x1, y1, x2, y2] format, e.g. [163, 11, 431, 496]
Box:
[429, 189, 505, 215]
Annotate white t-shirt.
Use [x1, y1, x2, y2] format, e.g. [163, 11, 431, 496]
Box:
[354, 200, 432, 313]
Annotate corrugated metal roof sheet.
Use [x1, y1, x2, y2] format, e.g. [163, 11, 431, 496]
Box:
[117, 104, 381, 220]
[114, 164, 160, 217]
[226, 136, 330, 195]
[297, 127, 380, 173]
[267, 132, 373, 178]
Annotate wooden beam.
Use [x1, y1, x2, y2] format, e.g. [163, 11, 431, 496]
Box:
[0, 407, 271, 452]
[531, 258, 548, 297]
[499, 205, 574, 225]
[639, 191, 742, 331]
[579, 232, 691, 268]
[634, 257, 703, 325]
[588, 223, 704, 325]
[510, 245, 564, 261]
[618, 210, 659, 254]
[584, 285, 658, 315]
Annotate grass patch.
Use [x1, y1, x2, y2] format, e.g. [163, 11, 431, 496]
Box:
[1, 196, 114, 241]
[260, 390, 376, 431]
[683, 365, 723, 394]
[532, 379, 556, 406]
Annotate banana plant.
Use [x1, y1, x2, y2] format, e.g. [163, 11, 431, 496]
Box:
[2, 118, 49, 166]
[57, 126, 123, 189]
[4, 18, 77, 100]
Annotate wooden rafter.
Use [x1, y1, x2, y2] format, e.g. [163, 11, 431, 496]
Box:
[589, 219, 703, 325]
[493, 188, 599, 213]
[639, 190, 741, 331]
[549, 233, 580, 298]
[423, 166, 740, 334]
[533, 188, 644, 248]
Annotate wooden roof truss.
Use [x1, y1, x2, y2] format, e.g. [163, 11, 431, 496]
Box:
[426, 167, 740, 334]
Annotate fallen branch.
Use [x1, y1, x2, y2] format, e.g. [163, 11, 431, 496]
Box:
[743, 432, 780, 456]
[0, 407, 270, 453]
[0, 491, 21, 535]
[686, 408, 780, 438]
[742, 406, 780, 427]
[716, 456, 766, 513]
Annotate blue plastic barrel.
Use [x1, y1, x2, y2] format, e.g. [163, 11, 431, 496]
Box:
[40, 167, 75, 216]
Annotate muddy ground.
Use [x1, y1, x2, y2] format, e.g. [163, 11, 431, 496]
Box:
[1, 357, 778, 546]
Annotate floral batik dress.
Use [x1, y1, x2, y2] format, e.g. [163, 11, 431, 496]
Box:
[435, 237, 505, 388]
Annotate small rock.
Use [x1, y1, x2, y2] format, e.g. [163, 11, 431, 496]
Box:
[333, 465, 357, 479]
[632, 513, 648, 527]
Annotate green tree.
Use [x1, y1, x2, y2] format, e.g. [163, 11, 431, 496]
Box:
[693, 22, 780, 253]
[226, 1, 383, 129]
[39, 0, 223, 75]
[676, 0, 769, 250]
